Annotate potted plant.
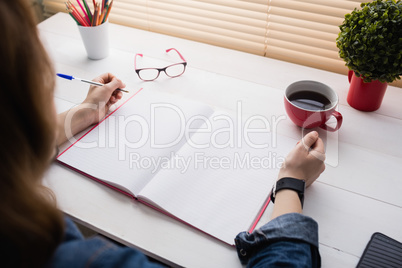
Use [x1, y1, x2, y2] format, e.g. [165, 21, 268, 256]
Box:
[336, 0, 402, 111]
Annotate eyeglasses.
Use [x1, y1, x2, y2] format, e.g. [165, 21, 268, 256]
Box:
[134, 48, 187, 81]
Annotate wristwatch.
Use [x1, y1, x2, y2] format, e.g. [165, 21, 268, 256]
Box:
[270, 177, 306, 207]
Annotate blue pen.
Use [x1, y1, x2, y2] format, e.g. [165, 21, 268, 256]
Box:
[56, 73, 129, 93]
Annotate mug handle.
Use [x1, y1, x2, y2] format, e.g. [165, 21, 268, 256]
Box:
[320, 111, 343, 132]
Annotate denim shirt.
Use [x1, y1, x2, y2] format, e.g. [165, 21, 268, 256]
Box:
[46, 217, 166, 268]
[47, 214, 319, 267]
[235, 213, 321, 267]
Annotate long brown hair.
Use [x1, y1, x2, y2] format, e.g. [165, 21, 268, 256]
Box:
[0, 0, 64, 267]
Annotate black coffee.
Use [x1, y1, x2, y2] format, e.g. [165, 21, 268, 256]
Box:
[288, 91, 331, 111]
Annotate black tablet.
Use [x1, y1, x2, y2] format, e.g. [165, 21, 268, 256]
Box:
[357, 232, 402, 268]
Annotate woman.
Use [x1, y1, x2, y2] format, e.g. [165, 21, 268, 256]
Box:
[235, 131, 324, 267]
[0, 0, 324, 267]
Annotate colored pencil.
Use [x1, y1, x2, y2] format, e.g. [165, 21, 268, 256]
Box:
[82, 0, 92, 22]
[99, 10, 105, 25]
[91, 4, 98, 26]
[104, 0, 113, 22]
[101, 5, 108, 24]
[68, 1, 80, 16]
[95, 3, 101, 26]
[68, 11, 80, 25]
[76, 0, 90, 25]
[66, 0, 113, 27]
[94, 3, 98, 25]
[68, 2, 88, 26]
[68, 1, 88, 26]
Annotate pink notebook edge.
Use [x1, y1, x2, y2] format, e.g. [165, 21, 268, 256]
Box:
[137, 198, 237, 246]
[139, 193, 272, 246]
[56, 160, 135, 199]
[56, 157, 272, 246]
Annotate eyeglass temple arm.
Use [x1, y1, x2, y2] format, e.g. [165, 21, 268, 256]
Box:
[166, 48, 186, 62]
[134, 53, 143, 70]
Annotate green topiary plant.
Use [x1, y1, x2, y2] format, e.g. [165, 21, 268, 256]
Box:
[336, 0, 402, 83]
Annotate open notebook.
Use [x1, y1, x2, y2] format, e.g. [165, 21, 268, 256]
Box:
[57, 88, 295, 245]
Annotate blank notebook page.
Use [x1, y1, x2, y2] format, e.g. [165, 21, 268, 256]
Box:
[57, 89, 214, 196]
[138, 112, 296, 244]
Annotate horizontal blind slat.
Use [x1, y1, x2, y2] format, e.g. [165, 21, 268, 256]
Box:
[269, 23, 337, 42]
[268, 6, 344, 26]
[267, 39, 340, 60]
[268, 15, 339, 35]
[173, 0, 268, 13]
[268, 30, 338, 51]
[108, 14, 151, 31]
[270, 0, 354, 17]
[296, 0, 364, 10]
[269, 14, 340, 34]
[266, 47, 347, 74]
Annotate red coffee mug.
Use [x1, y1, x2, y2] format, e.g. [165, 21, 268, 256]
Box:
[284, 81, 343, 132]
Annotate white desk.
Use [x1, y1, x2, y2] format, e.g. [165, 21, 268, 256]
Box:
[41, 13, 402, 268]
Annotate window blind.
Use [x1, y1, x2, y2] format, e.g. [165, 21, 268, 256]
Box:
[42, 0, 401, 87]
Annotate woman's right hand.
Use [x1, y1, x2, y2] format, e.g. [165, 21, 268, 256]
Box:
[277, 131, 326, 187]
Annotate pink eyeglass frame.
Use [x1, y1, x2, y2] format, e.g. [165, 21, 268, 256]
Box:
[134, 48, 187, 81]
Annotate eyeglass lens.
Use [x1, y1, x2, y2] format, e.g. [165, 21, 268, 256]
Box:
[139, 63, 186, 81]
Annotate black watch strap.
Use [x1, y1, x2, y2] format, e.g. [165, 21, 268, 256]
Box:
[270, 177, 305, 207]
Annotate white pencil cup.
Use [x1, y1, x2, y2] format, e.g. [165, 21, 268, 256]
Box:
[77, 22, 109, 60]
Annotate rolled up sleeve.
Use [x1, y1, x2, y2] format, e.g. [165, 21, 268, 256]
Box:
[235, 213, 320, 267]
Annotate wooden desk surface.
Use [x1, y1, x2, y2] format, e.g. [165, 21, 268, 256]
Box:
[41, 13, 402, 268]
